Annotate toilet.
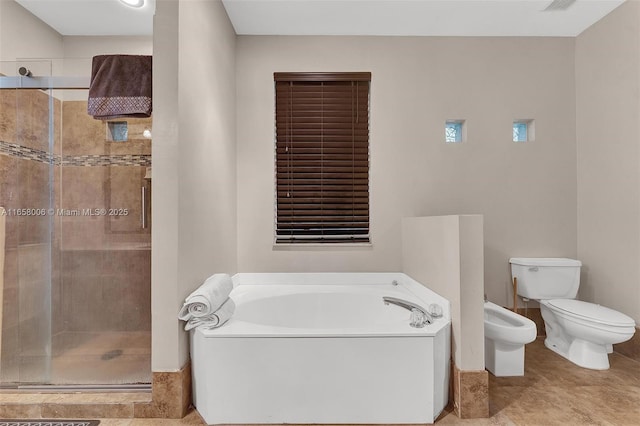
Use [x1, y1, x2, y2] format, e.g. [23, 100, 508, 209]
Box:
[484, 301, 537, 376]
[510, 258, 636, 370]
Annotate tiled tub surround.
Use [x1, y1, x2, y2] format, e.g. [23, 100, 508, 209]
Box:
[0, 91, 152, 385]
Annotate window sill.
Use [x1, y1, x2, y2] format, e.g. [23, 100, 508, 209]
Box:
[273, 242, 373, 251]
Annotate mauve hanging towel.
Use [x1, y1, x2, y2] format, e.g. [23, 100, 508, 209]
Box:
[88, 54, 152, 120]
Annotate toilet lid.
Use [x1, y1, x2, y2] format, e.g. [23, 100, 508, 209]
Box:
[548, 299, 636, 326]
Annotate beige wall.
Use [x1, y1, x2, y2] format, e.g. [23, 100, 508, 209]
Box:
[0, 0, 63, 63]
[402, 215, 485, 371]
[0, 1, 150, 64]
[8, 0, 637, 374]
[61, 35, 152, 77]
[152, 0, 238, 372]
[60, 35, 153, 101]
[62, 36, 153, 58]
[0, 0, 62, 80]
[152, 0, 182, 372]
[60, 35, 152, 81]
[576, 1, 640, 324]
[0, 1, 151, 97]
[236, 36, 577, 309]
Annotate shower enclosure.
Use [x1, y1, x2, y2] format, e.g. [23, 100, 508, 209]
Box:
[0, 60, 151, 387]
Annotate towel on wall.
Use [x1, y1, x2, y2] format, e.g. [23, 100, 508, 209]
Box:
[182, 298, 236, 331]
[178, 273, 234, 320]
[88, 54, 152, 120]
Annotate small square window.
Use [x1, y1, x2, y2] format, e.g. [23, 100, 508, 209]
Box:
[106, 121, 128, 142]
[445, 120, 465, 143]
[513, 120, 534, 142]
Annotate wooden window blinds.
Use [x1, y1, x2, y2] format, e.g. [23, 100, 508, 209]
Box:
[274, 72, 371, 244]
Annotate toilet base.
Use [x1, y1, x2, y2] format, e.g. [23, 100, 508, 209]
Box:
[544, 336, 610, 370]
[485, 338, 526, 377]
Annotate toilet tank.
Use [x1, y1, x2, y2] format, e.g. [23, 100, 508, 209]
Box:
[509, 258, 582, 300]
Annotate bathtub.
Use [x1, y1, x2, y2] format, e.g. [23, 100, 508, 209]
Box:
[191, 273, 451, 425]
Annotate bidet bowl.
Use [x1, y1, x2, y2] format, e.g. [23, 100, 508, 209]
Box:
[484, 301, 537, 376]
[484, 301, 537, 345]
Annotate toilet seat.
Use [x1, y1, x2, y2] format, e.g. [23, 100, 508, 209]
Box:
[547, 299, 635, 327]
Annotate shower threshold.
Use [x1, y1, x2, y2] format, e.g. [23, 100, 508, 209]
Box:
[1, 383, 151, 392]
[0, 386, 153, 419]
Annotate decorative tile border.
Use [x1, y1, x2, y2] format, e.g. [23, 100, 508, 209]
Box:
[0, 140, 151, 167]
[60, 154, 151, 167]
[0, 141, 54, 164]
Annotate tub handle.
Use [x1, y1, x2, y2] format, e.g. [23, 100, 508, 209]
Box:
[410, 309, 428, 328]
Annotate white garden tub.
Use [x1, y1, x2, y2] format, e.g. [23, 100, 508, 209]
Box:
[191, 272, 451, 425]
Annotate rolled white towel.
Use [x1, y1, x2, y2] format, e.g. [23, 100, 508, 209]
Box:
[178, 273, 233, 320]
[183, 298, 235, 331]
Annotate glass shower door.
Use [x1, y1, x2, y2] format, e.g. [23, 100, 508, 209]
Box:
[0, 60, 55, 385]
[0, 60, 151, 387]
[55, 97, 152, 384]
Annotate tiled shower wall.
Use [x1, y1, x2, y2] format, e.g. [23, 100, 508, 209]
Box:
[0, 88, 151, 384]
[58, 100, 151, 334]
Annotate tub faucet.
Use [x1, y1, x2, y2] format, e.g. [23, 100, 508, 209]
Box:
[382, 296, 433, 328]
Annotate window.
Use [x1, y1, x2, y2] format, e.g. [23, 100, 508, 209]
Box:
[106, 121, 128, 142]
[445, 120, 465, 143]
[274, 72, 371, 244]
[513, 120, 534, 142]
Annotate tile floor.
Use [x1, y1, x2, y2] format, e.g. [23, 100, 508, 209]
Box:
[4, 337, 639, 425]
[438, 337, 640, 425]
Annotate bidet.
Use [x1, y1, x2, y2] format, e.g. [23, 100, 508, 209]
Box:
[484, 301, 537, 376]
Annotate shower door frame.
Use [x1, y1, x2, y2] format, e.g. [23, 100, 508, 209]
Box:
[0, 70, 151, 390]
[0, 76, 90, 90]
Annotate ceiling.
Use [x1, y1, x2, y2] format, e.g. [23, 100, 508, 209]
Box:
[15, 0, 625, 37]
[15, 0, 156, 36]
